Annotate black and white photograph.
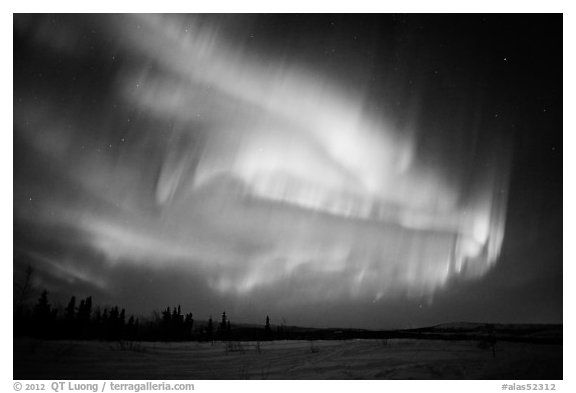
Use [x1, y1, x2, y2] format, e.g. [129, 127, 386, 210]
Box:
[12, 8, 564, 382]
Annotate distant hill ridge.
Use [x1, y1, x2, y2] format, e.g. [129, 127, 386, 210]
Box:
[216, 321, 561, 344]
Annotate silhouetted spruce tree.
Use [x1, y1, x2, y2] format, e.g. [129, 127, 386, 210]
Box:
[161, 306, 171, 339]
[64, 296, 76, 337]
[173, 305, 184, 339]
[107, 306, 120, 340]
[220, 312, 228, 334]
[126, 315, 137, 340]
[33, 290, 56, 338]
[77, 296, 92, 338]
[92, 307, 102, 339]
[118, 308, 126, 339]
[162, 306, 171, 324]
[85, 297, 93, 337]
[65, 296, 76, 320]
[99, 307, 107, 338]
[265, 315, 272, 338]
[207, 316, 214, 340]
[83, 297, 93, 319]
[77, 300, 86, 337]
[34, 290, 50, 319]
[134, 318, 140, 339]
[184, 313, 194, 339]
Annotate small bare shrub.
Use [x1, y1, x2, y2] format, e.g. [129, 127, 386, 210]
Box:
[114, 341, 147, 353]
[225, 341, 245, 354]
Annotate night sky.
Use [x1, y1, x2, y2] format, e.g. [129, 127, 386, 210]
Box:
[13, 14, 562, 329]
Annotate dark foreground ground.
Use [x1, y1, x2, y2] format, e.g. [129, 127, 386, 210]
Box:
[14, 337, 562, 379]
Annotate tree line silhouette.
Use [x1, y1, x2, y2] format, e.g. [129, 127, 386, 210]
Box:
[14, 289, 285, 342]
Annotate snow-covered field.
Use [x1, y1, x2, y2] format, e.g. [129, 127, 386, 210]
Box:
[14, 338, 561, 379]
